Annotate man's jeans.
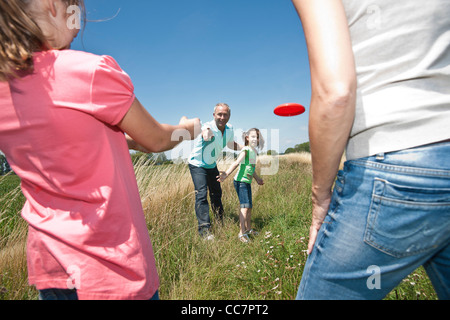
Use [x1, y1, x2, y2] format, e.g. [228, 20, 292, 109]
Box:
[297, 141, 450, 300]
[188, 164, 224, 236]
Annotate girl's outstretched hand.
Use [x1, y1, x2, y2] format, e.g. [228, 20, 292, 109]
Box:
[217, 171, 228, 182]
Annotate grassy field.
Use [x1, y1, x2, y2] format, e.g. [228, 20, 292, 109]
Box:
[0, 153, 438, 300]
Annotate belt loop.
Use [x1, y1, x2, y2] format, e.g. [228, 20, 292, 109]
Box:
[376, 153, 385, 161]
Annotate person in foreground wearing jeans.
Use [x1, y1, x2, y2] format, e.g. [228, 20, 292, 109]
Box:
[292, 0, 450, 299]
[188, 103, 242, 240]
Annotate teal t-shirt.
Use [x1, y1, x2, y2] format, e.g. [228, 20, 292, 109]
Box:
[188, 120, 234, 168]
[234, 146, 257, 184]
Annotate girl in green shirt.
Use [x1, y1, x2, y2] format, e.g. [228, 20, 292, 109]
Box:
[217, 128, 264, 243]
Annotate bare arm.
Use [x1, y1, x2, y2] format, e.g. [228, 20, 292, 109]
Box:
[227, 141, 243, 151]
[253, 171, 264, 185]
[291, 0, 357, 254]
[217, 151, 246, 182]
[125, 134, 150, 152]
[118, 98, 201, 153]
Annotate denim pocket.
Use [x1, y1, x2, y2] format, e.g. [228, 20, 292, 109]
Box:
[364, 178, 450, 258]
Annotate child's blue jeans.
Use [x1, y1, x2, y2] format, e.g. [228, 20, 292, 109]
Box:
[297, 141, 450, 300]
[234, 180, 252, 208]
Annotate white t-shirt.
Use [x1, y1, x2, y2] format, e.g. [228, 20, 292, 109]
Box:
[342, 0, 450, 160]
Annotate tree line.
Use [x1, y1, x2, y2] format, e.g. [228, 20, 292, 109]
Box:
[283, 141, 310, 154]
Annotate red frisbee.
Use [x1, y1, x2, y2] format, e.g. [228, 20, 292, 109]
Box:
[274, 103, 305, 117]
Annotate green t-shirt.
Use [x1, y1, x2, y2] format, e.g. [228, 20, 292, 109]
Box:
[234, 146, 257, 184]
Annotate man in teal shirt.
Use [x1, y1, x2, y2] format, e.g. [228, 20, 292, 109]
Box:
[188, 103, 242, 239]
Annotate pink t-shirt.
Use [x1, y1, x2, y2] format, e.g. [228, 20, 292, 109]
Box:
[0, 50, 159, 299]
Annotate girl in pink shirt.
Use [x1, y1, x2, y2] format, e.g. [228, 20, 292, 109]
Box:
[0, 0, 199, 300]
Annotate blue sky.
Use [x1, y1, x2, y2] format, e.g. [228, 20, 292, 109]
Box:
[71, 0, 311, 157]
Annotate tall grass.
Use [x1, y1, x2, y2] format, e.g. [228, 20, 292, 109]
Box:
[0, 173, 32, 300]
[0, 153, 438, 300]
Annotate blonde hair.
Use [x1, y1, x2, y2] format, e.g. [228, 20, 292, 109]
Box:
[0, 0, 85, 81]
[242, 128, 265, 150]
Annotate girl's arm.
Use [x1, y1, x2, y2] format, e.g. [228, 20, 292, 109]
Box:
[217, 151, 246, 182]
[291, 0, 357, 254]
[253, 171, 264, 185]
[125, 134, 150, 152]
[118, 98, 201, 153]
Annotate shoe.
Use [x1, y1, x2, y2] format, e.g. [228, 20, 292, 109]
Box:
[238, 233, 250, 243]
[204, 234, 215, 241]
[246, 229, 259, 236]
[199, 227, 214, 241]
[200, 231, 215, 241]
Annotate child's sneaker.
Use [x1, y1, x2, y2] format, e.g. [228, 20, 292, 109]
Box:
[238, 233, 250, 243]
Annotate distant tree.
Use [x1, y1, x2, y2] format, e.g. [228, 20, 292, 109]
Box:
[0, 153, 11, 175]
[266, 150, 278, 156]
[284, 142, 310, 154]
[0, 154, 4, 175]
[295, 142, 310, 153]
[151, 152, 168, 165]
[284, 147, 296, 154]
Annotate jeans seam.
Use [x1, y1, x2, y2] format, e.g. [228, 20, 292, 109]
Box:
[372, 194, 450, 206]
[299, 220, 330, 298]
[425, 258, 450, 299]
[298, 246, 317, 298]
[350, 160, 450, 178]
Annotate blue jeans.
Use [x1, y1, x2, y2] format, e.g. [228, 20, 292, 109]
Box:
[38, 288, 78, 300]
[38, 289, 159, 300]
[234, 180, 252, 208]
[188, 164, 224, 236]
[297, 141, 450, 300]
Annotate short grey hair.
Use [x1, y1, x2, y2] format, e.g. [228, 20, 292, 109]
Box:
[214, 103, 231, 115]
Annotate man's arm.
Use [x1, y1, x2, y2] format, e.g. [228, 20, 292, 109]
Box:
[227, 141, 243, 151]
[291, 0, 357, 254]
